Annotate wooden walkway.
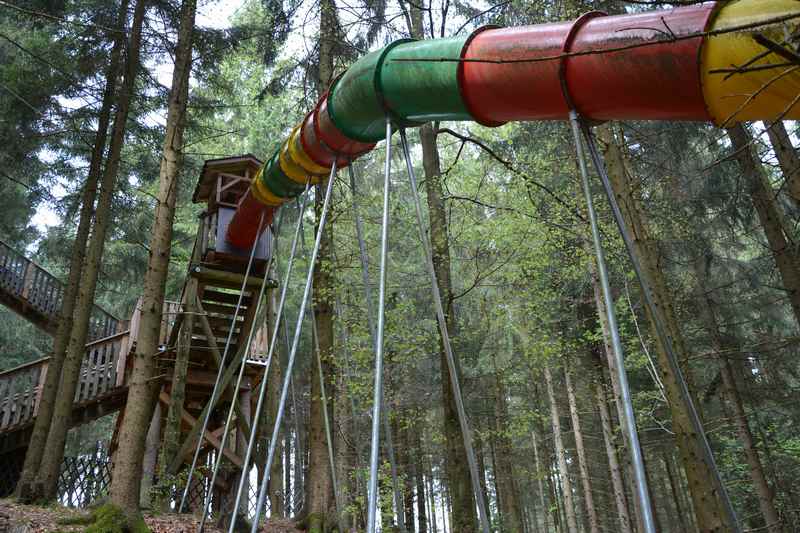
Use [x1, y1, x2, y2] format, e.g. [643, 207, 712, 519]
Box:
[0, 239, 118, 340]
[0, 328, 132, 453]
[0, 239, 125, 453]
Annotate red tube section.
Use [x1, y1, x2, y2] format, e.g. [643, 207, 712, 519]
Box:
[461, 4, 716, 123]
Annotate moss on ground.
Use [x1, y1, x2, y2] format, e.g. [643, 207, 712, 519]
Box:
[84, 503, 151, 533]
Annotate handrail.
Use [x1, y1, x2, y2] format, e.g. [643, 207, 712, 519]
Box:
[0, 330, 132, 380]
[83, 329, 131, 349]
[0, 357, 50, 378]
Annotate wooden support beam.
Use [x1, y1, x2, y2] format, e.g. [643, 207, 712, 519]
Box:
[159, 392, 243, 469]
[190, 265, 277, 290]
[180, 425, 225, 464]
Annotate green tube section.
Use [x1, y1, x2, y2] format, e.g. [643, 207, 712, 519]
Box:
[328, 36, 474, 143]
[381, 37, 473, 123]
[260, 151, 305, 199]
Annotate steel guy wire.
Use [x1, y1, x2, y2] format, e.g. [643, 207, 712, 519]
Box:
[348, 161, 407, 532]
[366, 117, 394, 533]
[250, 160, 339, 532]
[569, 109, 656, 533]
[580, 120, 742, 532]
[224, 183, 312, 533]
[179, 209, 266, 514]
[399, 127, 491, 533]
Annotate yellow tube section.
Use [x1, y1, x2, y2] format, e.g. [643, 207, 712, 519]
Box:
[702, 0, 800, 125]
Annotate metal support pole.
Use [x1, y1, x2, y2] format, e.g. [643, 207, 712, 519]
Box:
[179, 210, 265, 514]
[568, 110, 656, 533]
[579, 121, 741, 532]
[250, 160, 339, 532]
[348, 162, 407, 533]
[366, 117, 394, 533]
[399, 128, 491, 533]
[225, 187, 312, 533]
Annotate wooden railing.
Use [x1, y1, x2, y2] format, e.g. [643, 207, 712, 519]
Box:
[0, 330, 131, 433]
[0, 239, 119, 340]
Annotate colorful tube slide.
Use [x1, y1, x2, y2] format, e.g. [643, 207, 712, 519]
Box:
[226, 0, 800, 248]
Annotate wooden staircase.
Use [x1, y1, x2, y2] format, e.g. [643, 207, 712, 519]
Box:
[0, 156, 275, 507]
[0, 239, 125, 456]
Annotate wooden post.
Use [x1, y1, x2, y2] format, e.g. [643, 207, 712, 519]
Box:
[20, 258, 34, 300]
[34, 362, 48, 417]
[117, 301, 141, 387]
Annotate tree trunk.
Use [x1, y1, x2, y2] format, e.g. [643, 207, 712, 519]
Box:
[663, 450, 693, 533]
[398, 415, 416, 530]
[492, 369, 524, 533]
[427, 461, 438, 533]
[766, 121, 800, 205]
[418, 103, 475, 524]
[420, 121, 478, 532]
[398, 2, 478, 530]
[140, 404, 163, 508]
[15, 0, 128, 502]
[303, 1, 338, 530]
[107, 0, 196, 521]
[414, 423, 428, 533]
[267, 291, 285, 518]
[543, 365, 579, 533]
[598, 123, 731, 531]
[34, 0, 147, 501]
[593, 366, 633, 532]
[531, 428, 550, 533]
[728, 124, 800, 328]
[564, 365, 600, 533]
[306, 181, 337, 533]
[588, 269, 634, 532]
[474, 425, 492, 525]
[692, 256, 781, 532]
[305, 145, 336, 533]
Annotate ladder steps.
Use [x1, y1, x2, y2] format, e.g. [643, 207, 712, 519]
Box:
[193, 315, 243, 331]
[201, 289, 252, 306]
[200, 302, 240, 316]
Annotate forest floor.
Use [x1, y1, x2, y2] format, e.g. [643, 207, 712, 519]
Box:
[0, 500, 302, 532]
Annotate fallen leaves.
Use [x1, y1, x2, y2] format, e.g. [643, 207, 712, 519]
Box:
[0, 500, 302, 533]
